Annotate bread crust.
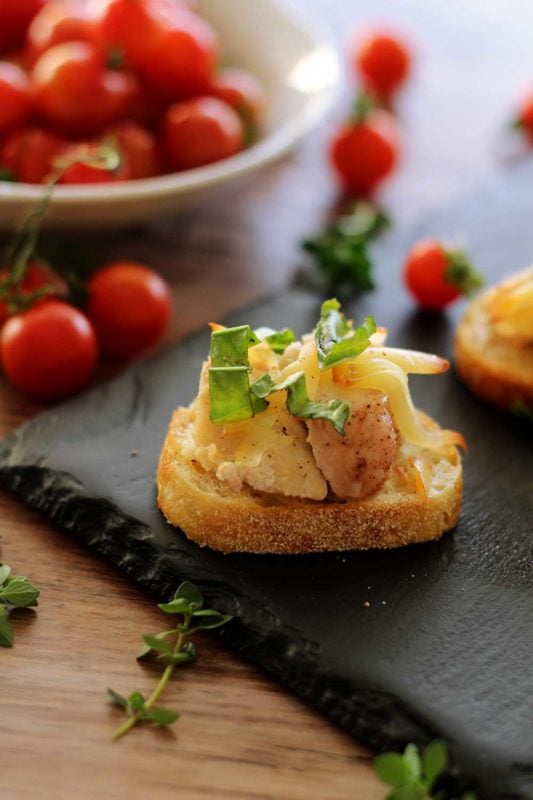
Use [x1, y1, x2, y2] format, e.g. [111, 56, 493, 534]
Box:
[157, 407, 463, 554]
[454, 267, 533, 410]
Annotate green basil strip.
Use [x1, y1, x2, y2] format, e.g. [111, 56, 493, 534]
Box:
[210, 325, 259, 368]
[315, 299, 376, 370]
[209, 366, 255, 423]
[251, 371, 349, 435]
[254, 327, 296, 354]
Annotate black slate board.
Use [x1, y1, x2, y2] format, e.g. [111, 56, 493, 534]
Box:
[1, 163, 533, 800]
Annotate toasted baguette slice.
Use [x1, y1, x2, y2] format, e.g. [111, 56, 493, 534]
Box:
[157, 406, 462, 554]
[454, 267, 533, 411]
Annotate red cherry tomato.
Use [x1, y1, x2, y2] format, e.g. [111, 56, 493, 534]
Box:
[0, 0, 47, 55]
[1, 300, 99, 399]
[26, 0, 99, 65]
[161, 96, 243, 171]
[94, 0, 182, 71]
[0, 260, 67, 327]
[87, 261, 172, 360]
[515, 94, 533, 143]
[1, 126, 65, 183]
[112, 120, 160, 179]
[141, 11, 218, 99]
[352, 30, 411, 101]
[403, 239, 482, 310]
[211, 67, 264, 128]
[32, 41, 134, 137]
[56, 141, 131, 183]
[0, 62, 31, 134]
[329, 108, 398, 195]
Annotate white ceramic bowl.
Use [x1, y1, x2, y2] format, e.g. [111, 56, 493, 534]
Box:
[0, 0, 339, 229]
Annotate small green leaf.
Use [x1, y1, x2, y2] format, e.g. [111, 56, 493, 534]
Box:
[157, 597, 191, 615]
[189, 610, 233, 632]
[315, 299, 376, 370]
[0, 606, 14, 647]
[142, 634, 172, 656]
[147, 707, 179, 726]
[174, 581, 203, 611]
[388, 785, 426, 800]
[0, 576, 40, 607]
[128, 691, 147, 715]
[137, 630, 175, 659]
[161, 650, 196, 666]
[209, 366, 255, 424]
[422, 740, 447, 787]
[210, 325, 259, 368]
[403, 743, 422, 780]
[107, 688, 129, 711]
[374, 752, 410, 787]
[0, 565, 11, 586]
[255, 327, 296, 354]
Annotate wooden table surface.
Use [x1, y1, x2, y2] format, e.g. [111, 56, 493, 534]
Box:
[2, 2, 532, 798]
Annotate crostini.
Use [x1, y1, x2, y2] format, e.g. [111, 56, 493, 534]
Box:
[455, 266, 533, 413]
[157, 300, 464, 554]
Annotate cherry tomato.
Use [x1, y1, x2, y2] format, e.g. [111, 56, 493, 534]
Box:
[26, 0, 99, 65]
[0, 0, 47, 55]
[0, 62, 31, 134]
[112, 120, 160, 179]
[32, 41, 134, 137]
[1, 300, 98, 399]
[57, 141, 131, 183]
[211, 67, 264, 128]
[329, 107, 398, 195]
[161, 96, 243, 171]
[0, 260, 67, 327]
[515, 94, 533, 143]
[1, 126, 64, 183]
[404, 239, 482, 310]
[94, 0, 182, 71]
[352, 30, 411, 101]
[141, 11, 218, 99]
[87, 262, 171, 360]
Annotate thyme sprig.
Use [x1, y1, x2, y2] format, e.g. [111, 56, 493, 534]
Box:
[108, 581, 232, 740]
[0, 563, 40, 647]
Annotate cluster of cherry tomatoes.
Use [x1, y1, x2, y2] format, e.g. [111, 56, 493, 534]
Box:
[0, 0, 264, 184]
[0, 257, 172, 399]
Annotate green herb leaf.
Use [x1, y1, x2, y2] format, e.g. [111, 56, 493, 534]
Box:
[0, 576, 40, 607]
[209, 366, 256, 423]
[301, 201, 389, 294]
[142, 634, 172, 657]
[0, 564, 11, 586]
[189, 610, 233, 632]
[146, 707, 179, 726]
[0, 606, 14, 647]
[250, 371, 349, 435]
[128, 691, 147, 715]
[315, 299, 376, 370]
[374, 753, 410, 787]
[162, 650, 196, 666]
[137, 629, 175, 659]
[255, 327, 296, 354]
[157, 597, 191, 615]
[174, 581, 203, 610]
[210, 325, 259, 368]
[388, 785, 427, 800]
[404, 743, 422, 780]
[422, 740, 448, 787]
[107, 688, 129, 711]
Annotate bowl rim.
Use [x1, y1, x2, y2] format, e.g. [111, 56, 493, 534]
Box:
[0, 0, 340, 208]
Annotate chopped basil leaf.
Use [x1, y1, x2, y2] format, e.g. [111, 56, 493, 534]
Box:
[315, 299, 376, 370]
[254, 326, 296, 354]
[209, 366, 255, 423]
[251, 371, 349, 435]
[210, 325, 259, 368]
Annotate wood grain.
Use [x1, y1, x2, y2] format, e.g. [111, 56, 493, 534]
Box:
[1, 1, 533, 797]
